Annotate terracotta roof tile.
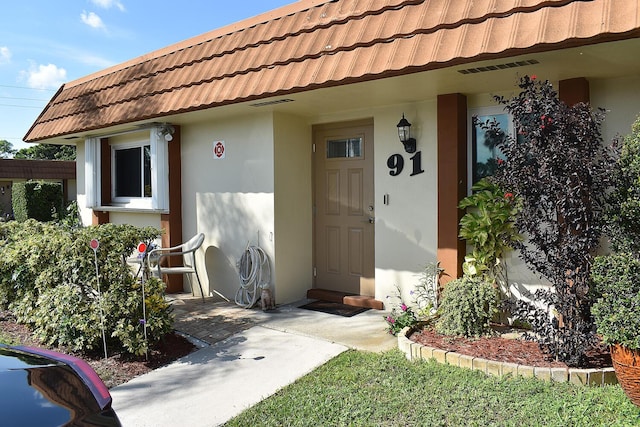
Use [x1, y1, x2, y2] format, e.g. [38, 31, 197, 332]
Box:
[0, 159, 76, 180]
[25, 0, 640, 141]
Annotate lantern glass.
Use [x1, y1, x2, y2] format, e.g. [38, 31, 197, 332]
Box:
[397, 115, 412, 143]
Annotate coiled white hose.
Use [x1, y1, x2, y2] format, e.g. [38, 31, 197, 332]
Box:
[235, 245, 271, 308]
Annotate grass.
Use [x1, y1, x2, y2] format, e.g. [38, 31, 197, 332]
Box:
[224, 349, 640, 427]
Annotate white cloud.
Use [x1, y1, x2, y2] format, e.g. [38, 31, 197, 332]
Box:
[0, 46, 11, 64]
[91, 0, 125, 11]
[77, 53, 116, 69]
[81, 11, 105, 29]
[22, 63, 67, 89]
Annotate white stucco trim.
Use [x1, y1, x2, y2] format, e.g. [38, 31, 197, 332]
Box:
[84, 137, 100, 208]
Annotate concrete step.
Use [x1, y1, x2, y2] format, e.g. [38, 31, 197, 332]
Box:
[306, 289, 384, 310]
[343, 295, 384, 310]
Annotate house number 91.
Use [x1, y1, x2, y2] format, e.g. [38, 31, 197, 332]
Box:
[387, 151, 425, 177]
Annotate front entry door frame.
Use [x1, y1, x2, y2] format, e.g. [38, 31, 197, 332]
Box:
[312, 119, 375, 296]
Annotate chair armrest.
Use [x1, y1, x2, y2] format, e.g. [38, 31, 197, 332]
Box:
[148, 247, 197, 270]
[148, 248, 193, 259]
[148, 244, 183, 255]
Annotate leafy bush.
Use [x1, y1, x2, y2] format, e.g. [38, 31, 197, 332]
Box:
[0, 221, 172, 355]
[458, 177, 521, 285]
[591, 115, 640, 351]
[604, 115, 640, 255]
[413, 262, 443, 317]
[55, 200, 83, 229]
[10, 183, 26, 222]
[591, 253, 640, 349]
[384, 301, 418, 336]
[384, 263, 443, 336]
[384, 285, 418, 335]
[12, 181, 63, 222]
[435, 277, 497, 337]
[108, 276, 173, 356]
[486, 75, 614, 365]
[32, 283, 102, 350]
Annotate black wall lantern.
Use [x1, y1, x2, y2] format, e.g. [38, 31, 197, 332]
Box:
[396, 114, 416, 153]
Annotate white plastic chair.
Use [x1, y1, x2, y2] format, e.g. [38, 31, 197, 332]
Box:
[147, 233, 212, 301]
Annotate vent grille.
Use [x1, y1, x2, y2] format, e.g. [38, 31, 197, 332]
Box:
[458, 59, 539, 74]
[250, 99, 294, 107]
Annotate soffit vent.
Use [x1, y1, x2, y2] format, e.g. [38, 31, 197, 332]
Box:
[250, 99, 294, 107]
[458, 59, 539, 74]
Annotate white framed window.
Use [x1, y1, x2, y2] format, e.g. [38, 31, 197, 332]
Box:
[112, 140, 152, 205]
[85, 126, 169, 211]
[468, 106, 513, 187]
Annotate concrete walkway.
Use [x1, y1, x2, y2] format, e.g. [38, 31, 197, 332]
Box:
[110, 295, 396, 426]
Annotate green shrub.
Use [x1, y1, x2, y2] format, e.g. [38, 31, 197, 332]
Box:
[56, 200, 82, 229]
[591, 115, 640, 351]
[32, 284, 102, 350]
[0, 220, 61, 309]
[605, 115, 640, 255]
[435, 277, 497, 337]
[458, 178, 521, 285]
[11, 183, 27, 222]
[12, 181, 63, 222]
[591, 253, 640, 349]
[384, 299, 418, 336]
[0, 221, 172, 355]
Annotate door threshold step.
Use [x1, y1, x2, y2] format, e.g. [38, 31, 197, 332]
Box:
[306, 289, 384, 310]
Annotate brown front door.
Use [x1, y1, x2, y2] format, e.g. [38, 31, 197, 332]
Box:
[313, 120, 375, 296]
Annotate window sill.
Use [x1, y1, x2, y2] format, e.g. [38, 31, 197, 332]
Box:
[92, 205, 169, 214]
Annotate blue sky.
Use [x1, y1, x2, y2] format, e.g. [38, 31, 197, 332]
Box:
[0, 0, 293, 152]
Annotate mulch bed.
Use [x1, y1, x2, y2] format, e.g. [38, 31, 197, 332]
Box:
[1, 309, 196, 388]
[409, 324, 612, 369]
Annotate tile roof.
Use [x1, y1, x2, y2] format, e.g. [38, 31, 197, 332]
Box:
[24, 0, 640, 142]
[0, 159, 76, 180]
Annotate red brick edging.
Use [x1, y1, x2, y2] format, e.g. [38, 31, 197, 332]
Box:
[397, 327, 617, 386]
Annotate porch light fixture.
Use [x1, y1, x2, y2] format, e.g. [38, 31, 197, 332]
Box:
[158, 124, 175, 141]
[397, 114, 416, 153]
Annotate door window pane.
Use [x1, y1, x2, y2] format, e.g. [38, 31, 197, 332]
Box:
[327, 138, 362, 159]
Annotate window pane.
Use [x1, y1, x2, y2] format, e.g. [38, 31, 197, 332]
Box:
[143, 145, 152, 197]
[115, 147, 142, 197]
[472, 114, 507, 183]
[327, 138, 362, 159]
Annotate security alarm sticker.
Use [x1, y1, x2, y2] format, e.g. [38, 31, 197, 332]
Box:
[213, 140, 226, 159]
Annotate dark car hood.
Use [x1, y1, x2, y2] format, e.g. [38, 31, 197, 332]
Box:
[0, 347, 119, 426]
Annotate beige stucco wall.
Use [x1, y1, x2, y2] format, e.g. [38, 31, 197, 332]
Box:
[370, 103, 439, 304]
[591, 75, 640, 142]
[182, 112, 276, 301]
[273, 112, 313, 303]
[107, 212, 161, 229]
[66, 180, 77, 202]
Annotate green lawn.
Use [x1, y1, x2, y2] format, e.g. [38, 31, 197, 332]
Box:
[224, 349, 640, 427]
